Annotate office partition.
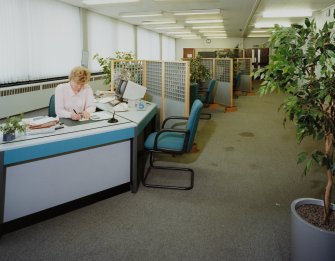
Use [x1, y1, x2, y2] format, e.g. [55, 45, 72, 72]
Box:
[111, 60, 190, 124]
[214, 58, 235, 109]
[236, 58, 252, 93]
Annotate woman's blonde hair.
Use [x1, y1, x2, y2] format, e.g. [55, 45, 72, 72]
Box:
[69, 66, 91, 85]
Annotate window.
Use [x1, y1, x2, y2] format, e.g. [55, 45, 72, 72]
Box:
[137, 27, 160, 60]
[162, 35, 176, 60]
[0, 0, 82, 85]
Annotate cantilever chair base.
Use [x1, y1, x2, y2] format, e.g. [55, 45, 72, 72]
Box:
[143, 152, 194, 190]
[200, 112, 211, 120]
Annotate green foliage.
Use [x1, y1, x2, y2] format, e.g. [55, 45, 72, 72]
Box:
[0, 115, 26, 135]
[190, 55, 211, 84]
[93, 51, 135, 85]
[256, 17, 335, 177]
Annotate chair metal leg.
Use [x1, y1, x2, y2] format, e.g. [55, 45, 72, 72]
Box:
[200, 112, 211, 120]
[142, 152, 194, 190]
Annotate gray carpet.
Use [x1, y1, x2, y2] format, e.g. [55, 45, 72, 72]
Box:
[0, 87, 327, 261]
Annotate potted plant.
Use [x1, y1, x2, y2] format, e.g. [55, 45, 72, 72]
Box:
[254, 14, 335, 261]
[0, 115, 26, 142]
[189, 54, 211, 85]
[93, 51, 135, 86]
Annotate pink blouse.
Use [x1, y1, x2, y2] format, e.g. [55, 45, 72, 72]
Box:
[55, 82, 96, 118]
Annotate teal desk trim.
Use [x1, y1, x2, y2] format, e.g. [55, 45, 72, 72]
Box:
[4, 127, 134, 165]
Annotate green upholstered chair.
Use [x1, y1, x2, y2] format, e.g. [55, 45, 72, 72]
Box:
[197, 79, 216, 119]
[142, 99, 204, 190]
[48, 94, 57, 117]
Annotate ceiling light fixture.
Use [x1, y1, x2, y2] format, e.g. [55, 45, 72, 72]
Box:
[248, 34, 271, 38]
[155, 26, 185, 30]
[173, 9, 221, 16]
[206, 36, 227, 39]
[185, 19, 223, 24]
[179, 37, 202, 40]
[166, 31, 192, 34]
[119, 11, 163, 18]
[263, 9, 312, 18]
[82, 0, 140, 4]
[250, 30, 268, 33]
[202, 34, 227, 37]
[254, 21, 290, 28]
[198, 30, 226, 33]
[142, 21, 176, 25]
[192, 25, 224, 29]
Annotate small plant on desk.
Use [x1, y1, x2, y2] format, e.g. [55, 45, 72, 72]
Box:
[0, 115, 26, 142]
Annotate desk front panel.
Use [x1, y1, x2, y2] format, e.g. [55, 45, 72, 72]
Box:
[4, 140, 130, 222]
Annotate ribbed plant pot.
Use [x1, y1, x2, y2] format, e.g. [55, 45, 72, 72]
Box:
[2, 133, 15, 142]
[291, 198, 335, 261]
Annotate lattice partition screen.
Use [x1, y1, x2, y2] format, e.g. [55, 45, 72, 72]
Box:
[111, 60, 190, 123]
[201, 59, 214, 78]
[146, 61, 162, 97]
[213, 58, 234, 108]
[236, 58, 252, 93]
[111, 60, 144, 89]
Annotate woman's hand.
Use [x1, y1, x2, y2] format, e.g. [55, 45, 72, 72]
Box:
[71, 112, 81, 121]
[82, 111, 90, 119]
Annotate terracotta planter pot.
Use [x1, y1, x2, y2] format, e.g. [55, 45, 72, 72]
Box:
[2, 133, 15, 142]
[291, 198, 335, 261]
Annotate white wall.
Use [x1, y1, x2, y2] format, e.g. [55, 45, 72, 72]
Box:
[175, 37, 244, 59]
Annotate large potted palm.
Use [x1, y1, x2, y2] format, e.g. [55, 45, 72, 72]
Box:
[254, 14, 335, 261]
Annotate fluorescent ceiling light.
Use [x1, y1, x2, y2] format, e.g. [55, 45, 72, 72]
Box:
[192, 25, 224, 29]
[250, 30, 268, 33]
[263, 9, 312, 18]
[254, 21, 290, 28]
[202, 34, 227, 37]
[198, 30, 226, 33]
[174, 34, 198, 37]
[179, 37, 202, 39]
[207, 36, 227, 39]
[155, 26, 184, 30]
[119, 11, 163, 18]
[173, 9, 221, 16]
[185, 19, 223, 24]
[142, 21, 176, 25]
[166, 31, 192, 34]
[248, 34, 271, 38]
[83, 0, 139, 4]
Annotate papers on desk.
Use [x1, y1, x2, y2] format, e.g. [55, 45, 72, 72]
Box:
[23, 116, 59, 129]
[23, 116, 59, 135]
[90, 111, 114, 120]
[95, 96, 115, 104]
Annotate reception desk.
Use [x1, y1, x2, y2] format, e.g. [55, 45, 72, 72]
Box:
[0, 102, 157, 234]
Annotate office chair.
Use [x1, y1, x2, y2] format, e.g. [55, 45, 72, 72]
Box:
[142, 99, 204, 190]
[48, 94, 57, 117]
[189, 82, 199, 111]
[196, 79, 216, 120]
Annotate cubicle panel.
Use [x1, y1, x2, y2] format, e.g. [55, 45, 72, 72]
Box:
[145, 61, 163, 120]
[201, 58, 214, 79]
[164, 61, 189, 120]
[111, 60, 144, 90]
[236, 58, 252, 93]
[214, 59, 234, 107]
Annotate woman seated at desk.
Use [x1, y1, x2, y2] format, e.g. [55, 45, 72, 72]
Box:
[55, 66, 96, 120]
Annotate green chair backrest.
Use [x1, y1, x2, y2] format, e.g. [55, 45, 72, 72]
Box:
[48, 94, 56, 117]
[186, 99, 203, 152]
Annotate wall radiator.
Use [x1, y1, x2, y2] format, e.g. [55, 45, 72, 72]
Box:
[0, 75, 108, 119]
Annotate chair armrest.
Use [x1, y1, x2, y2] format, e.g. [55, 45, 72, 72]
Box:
[153, 128, 190, 152]
[162, 116, 189, 128]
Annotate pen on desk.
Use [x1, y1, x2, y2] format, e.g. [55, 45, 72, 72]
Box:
[55, 126, 64, 130]
[73, 109, 78, 114]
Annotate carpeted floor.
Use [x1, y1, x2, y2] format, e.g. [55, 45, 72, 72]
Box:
[0, 86, 328, 261]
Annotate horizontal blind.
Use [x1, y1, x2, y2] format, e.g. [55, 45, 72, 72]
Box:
[0, 0, 81, 84]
